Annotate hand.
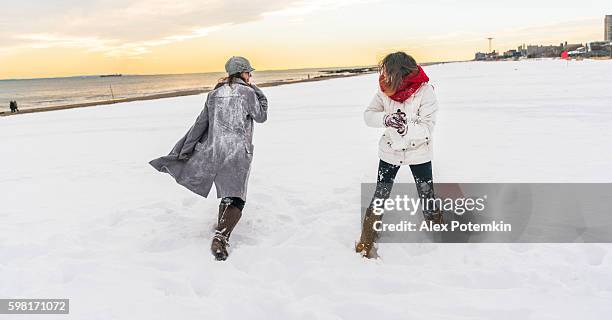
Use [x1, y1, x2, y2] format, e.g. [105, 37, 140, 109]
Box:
[251, 84, 266, 100]
[384, 110, 407, 130]
[241, 71, 252, 84]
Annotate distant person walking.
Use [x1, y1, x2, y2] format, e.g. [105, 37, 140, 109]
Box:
[9, 100, 19, 113]
[150, 56, 268, 261]
[356, 52, 442, 259]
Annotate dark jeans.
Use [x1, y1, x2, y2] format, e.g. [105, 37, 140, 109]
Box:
[371, 160, 436, 218]
[221, 197, 245, 211]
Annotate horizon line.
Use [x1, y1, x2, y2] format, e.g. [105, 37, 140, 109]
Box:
[0, 63, 389, 82]
[0, 58, 471, 81]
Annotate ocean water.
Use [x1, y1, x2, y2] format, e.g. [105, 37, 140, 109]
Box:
[0, 67, 362, 111]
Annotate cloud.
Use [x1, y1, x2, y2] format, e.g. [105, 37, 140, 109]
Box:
[12, 24, 230, 57]
[0, 0, 300, 56]
[1, 0, 374, 57]
[262, 0, 379, 17]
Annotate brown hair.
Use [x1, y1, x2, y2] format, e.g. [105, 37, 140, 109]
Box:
[379, 52, 418, 93]
[215, 73, 243, 90]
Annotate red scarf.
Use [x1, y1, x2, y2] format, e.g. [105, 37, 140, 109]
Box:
[379, 65, 429, 103]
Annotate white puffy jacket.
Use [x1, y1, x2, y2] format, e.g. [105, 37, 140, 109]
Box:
[364, 83, 438, 166]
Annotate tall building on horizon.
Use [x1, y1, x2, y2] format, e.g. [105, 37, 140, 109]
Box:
[606, 15, 612, 41]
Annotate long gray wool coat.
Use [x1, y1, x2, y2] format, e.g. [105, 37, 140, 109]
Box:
[149, 78, 268, 200]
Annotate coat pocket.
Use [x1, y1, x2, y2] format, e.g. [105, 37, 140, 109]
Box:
[404, 124, 430, 150]
[378, 134, 396, 153]
[407, 136, 429, 150]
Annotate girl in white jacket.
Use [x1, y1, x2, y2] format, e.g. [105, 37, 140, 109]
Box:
[356, 52, 442, 258]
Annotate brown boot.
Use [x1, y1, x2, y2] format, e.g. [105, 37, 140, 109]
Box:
[211, 201, 242, 261]
[355, 207, 382, 259]
[424, 209, 444, 225]
[211, 235, 228, 261]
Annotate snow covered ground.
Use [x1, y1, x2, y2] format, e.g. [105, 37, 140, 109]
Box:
[1, 59, 612, 319]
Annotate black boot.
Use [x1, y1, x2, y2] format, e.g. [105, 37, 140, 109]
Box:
[211, 199, 242, 261]
[416, 179, 444, 224]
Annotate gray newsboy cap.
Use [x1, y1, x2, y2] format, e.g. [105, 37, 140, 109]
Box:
[225, 56, 255, 75]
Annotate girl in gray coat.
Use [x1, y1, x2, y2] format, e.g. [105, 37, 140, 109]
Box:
[150, 56, 268, 261]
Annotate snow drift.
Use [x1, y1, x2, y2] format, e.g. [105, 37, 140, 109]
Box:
[1, 59, 612, 319]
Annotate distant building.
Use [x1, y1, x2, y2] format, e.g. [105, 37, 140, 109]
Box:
[474, 50, 503, 61]
[568, 47, 587, 57]
[587, 41, 612, 57]
[473, 37, 606, 61]
[486, 51, 499, 60]
[606, 15, 612, 41]
[503, 49, 521, 59]
[526, 45, 562, 58]
[474, 51, 500, 61]
[563, 43, 583, 52]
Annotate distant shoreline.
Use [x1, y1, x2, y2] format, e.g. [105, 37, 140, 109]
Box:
[0, 62, 448, 117]
[0, 72, 373, 117]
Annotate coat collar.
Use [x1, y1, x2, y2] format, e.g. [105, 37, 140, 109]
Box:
[233, 78, 249, 86]
[215, 77, 250, 90]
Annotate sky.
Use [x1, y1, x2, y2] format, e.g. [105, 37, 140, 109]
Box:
[0, 0, 610, 79]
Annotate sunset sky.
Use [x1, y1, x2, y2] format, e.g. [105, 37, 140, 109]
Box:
[0, 0, 609, 79]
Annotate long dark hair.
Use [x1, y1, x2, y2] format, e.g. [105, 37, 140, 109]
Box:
[215, 73, 244, 90]
[379, 52, 418, 93]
